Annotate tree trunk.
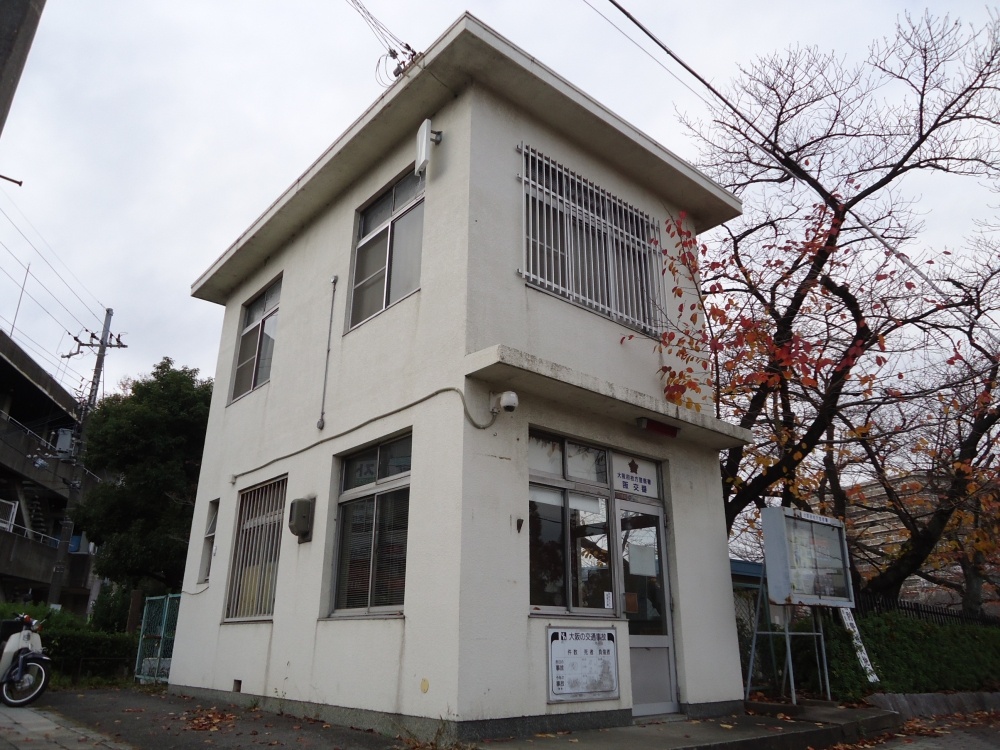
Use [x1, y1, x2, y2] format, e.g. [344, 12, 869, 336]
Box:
[126, 587, 144, 633]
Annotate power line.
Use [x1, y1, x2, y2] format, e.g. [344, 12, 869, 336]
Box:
[0, 238, 93, 332]
[0, 192, 104, 324]
[344, 0, 418, 85]
[596, 0, 1000, 350]
[0, 312, 89, 386]
[0, 260, 84, 336]
[579, 0, 710, 108]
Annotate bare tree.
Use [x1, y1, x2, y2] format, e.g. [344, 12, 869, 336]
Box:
[651, 13, 1000, 599]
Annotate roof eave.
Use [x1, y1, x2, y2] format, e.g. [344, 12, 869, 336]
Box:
[192, 12, 739, 305]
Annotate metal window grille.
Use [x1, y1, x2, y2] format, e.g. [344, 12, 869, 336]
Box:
[225, 477, 287, 619]
[521, 145, 667, 333]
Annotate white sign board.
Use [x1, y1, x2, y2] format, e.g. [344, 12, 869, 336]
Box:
[612, 453, 659, 498]
[838, 608, 879, 683]
[762, 506, 855, 607]
[547, 627, 619, 703]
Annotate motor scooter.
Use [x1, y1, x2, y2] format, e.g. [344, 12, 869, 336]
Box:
[0, 613, 51, 706]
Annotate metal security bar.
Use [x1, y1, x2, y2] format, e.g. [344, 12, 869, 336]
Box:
[520, 145, 667, 333]
[225, 476, 287, 619]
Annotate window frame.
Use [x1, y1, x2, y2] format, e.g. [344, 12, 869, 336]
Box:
[348, 171, 426, 330]
[520, 145, 667, 335]
[527, 431, 616, 617]
[224, 477, 287, 621]
[231, 276, 281, 401]
[197, 499, 219, 584]
[330, 435, 412, 617]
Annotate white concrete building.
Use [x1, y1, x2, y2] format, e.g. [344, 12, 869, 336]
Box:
[171, 13, 750, 742]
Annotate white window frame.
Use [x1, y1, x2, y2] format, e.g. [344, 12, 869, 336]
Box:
[331, 435, 412, 616]
[198, 499, 219, 583]
[348, 171, 425, 329]
[231, 277, 281, 401]
[520, 145, 667, 334]
[225, 477, 286, 621]
[528, 431, 616, 617]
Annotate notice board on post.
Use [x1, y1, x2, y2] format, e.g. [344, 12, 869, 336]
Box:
[761, 506, 855, 607]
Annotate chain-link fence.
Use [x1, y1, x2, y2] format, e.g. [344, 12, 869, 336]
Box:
[134, 594, 180, 683]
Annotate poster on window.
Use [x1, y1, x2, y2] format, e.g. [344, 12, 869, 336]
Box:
[762, 506, 855, 607]
[547, 627, 619, 703]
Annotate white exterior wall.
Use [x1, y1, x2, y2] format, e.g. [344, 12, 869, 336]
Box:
[464, 86, 704, 404]
[174, 65, 744, 729]
[172, 90, 477, 720]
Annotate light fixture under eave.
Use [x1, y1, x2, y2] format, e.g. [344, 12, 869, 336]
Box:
[636, 417, 679, 438]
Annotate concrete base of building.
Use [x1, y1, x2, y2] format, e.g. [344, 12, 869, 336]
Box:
[169, 684, 634, 743]
[681, 698, 746, 719]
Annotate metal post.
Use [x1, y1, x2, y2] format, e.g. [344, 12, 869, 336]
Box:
[783, 613, 797, 705]
[817, 608, 831, 700]
[48, 308, 113, 606]
[744, 565, 768, 700]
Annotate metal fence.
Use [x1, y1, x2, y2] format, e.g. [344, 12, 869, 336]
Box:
[854, 591, 1000, 628]
[134, 594, 180, 683]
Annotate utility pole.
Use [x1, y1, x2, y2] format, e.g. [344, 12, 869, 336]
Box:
[48, 308, 125, 607]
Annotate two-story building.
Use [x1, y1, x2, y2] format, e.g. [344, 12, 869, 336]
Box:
[171, 14, 751, 742]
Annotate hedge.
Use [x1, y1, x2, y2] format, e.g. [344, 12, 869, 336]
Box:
[0, 604, 137, 680]
[796, 611, 1000, 701]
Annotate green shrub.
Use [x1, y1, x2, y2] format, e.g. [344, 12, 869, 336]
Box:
[796, 611, 1000, 701]
[0, 602, 137, 681]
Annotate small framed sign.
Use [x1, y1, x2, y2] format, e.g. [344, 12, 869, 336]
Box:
[547, 627, 619, 703]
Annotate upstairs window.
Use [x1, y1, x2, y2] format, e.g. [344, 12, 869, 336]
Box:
[520, 146, 666, 334]
[350, 171, 425, 328]
[232, 277, 281, 400]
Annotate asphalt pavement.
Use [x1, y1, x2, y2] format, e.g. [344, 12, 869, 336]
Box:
[0, 686, 997, 750]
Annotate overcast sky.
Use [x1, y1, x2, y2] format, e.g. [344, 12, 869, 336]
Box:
[0, 0, 993, 400]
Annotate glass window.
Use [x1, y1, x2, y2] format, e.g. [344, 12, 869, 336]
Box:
[529, 485, 565, 607]
[350, 172, 425, 327]
[334, 436, 412, 612]
[232, 277, 281, 400]
[567, 442, 608, 485]
[528, 433, 563, 476]
[569, 494, 611, 609]
[198, 499, 219, 583]
[343, 435, 411, 491]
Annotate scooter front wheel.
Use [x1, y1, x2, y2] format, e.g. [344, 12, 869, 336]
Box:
[1, 660, 50, 707]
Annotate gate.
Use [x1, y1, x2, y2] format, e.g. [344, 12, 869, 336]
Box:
[134, 594, 180, 683]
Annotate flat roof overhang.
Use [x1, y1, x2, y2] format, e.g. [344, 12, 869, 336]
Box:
[192, 13, 741, 305]
[465, 345, 751, 451]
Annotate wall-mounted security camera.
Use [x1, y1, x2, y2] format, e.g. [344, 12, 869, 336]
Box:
[491, 390, 519, 414]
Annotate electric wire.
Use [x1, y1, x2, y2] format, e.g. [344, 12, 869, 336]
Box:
[595, 0, 1000, 351]
[0, 186, 105, 313]
[579, 0, 711, 108]
[0, 261, 85, 339]
[344, 0, 410, 56]
[0, 313, 88, 382]
[0, 237, 93, 332]
[344, 0, 418, 86]
[0, 198, 104, 325]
